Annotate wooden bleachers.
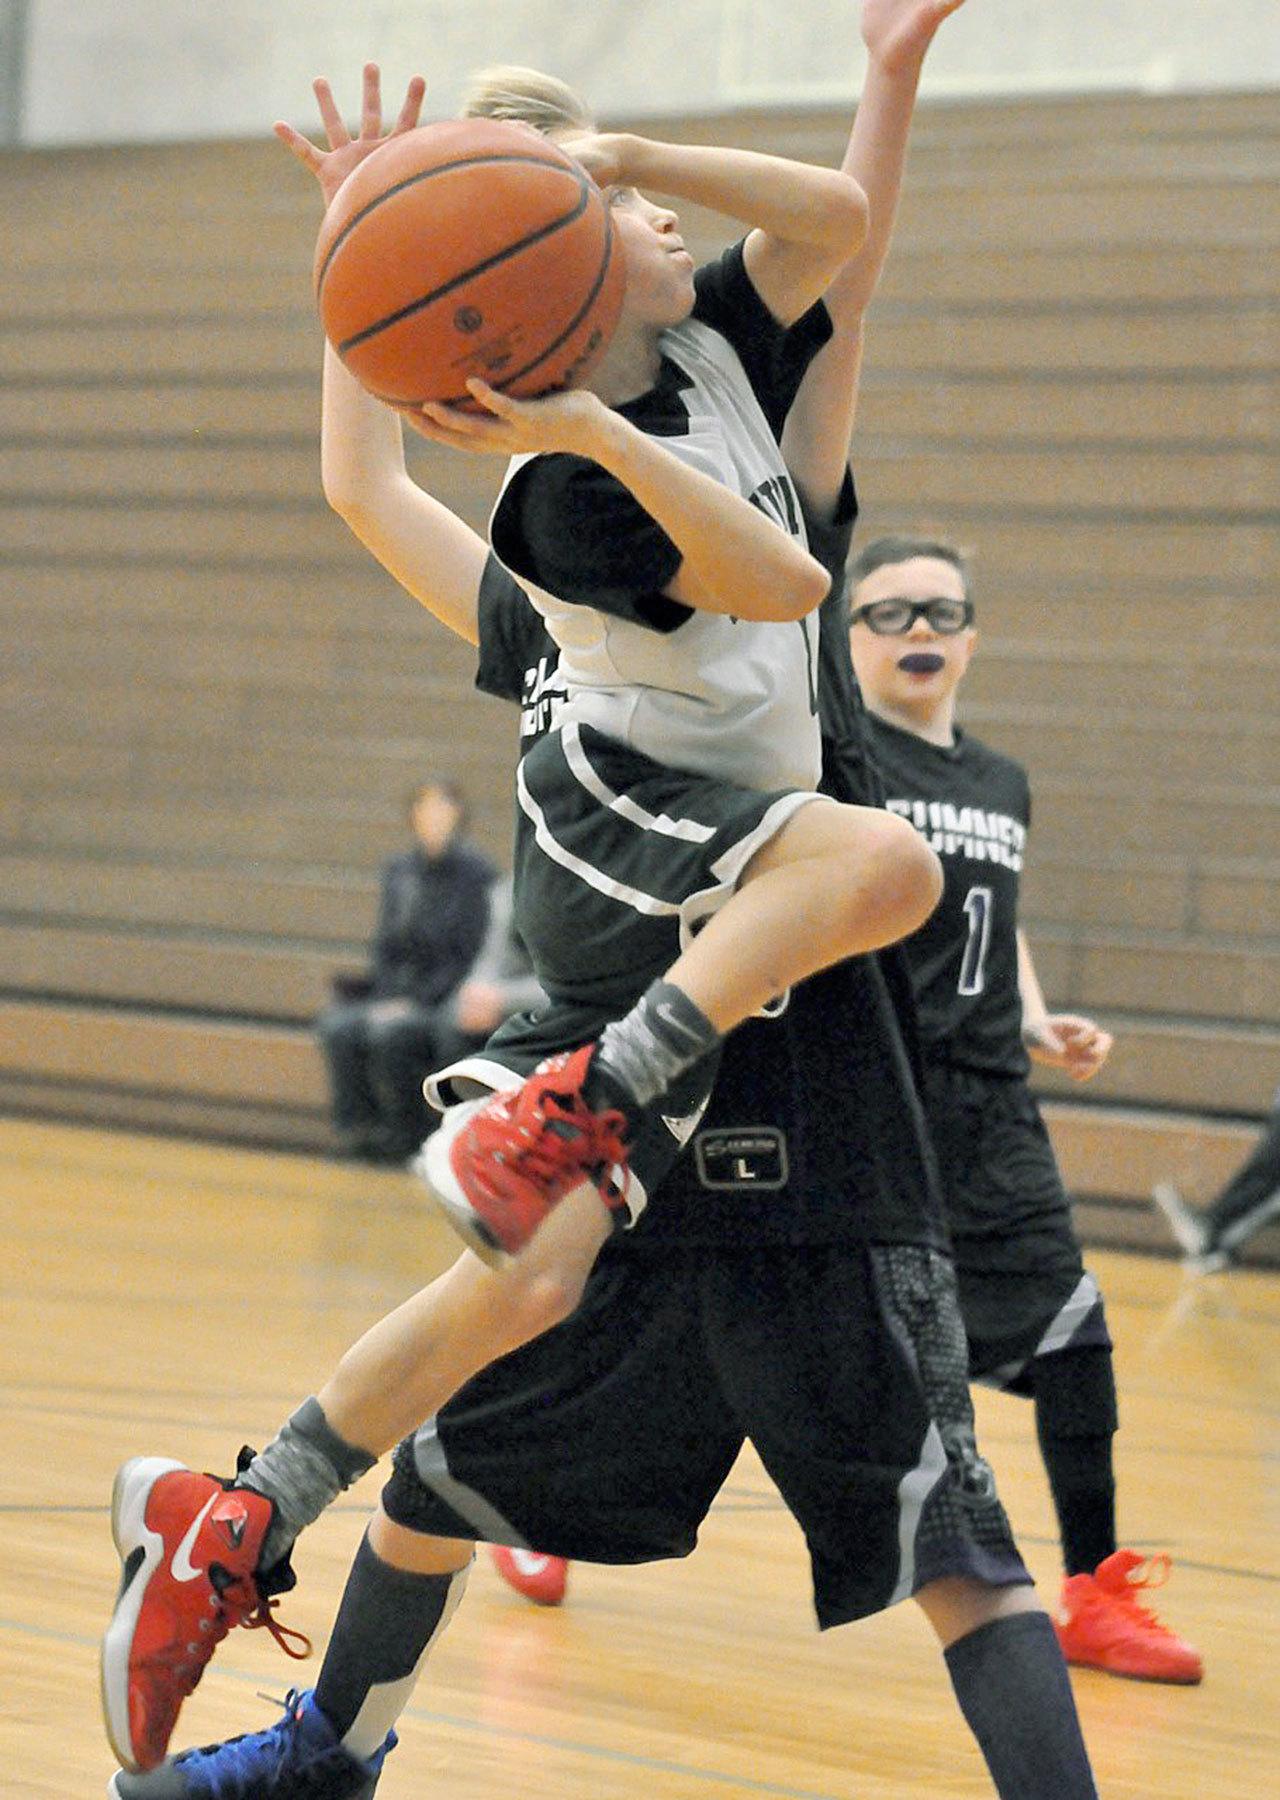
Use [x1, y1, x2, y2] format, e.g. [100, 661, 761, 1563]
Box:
[0, 89, 1276, 1254]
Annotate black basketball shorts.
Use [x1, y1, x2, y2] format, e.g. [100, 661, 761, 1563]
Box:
[511, 720, 829, 1008]
[381, 1240, 1030, 1628]
[921, 1062, 1112, 1391]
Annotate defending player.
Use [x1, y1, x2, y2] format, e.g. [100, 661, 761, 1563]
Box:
[103, 32, 1100, 1800]
[848, 531, 1203, 1684]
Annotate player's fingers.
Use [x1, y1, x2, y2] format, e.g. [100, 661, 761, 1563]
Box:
[313, 78, 351, 148]
[360, 62, 382, 141]
[416, 402, 511, 450]
[272, 122, 321, 170]
[393, 75, 427, 135]
[464, 377, 518, 417]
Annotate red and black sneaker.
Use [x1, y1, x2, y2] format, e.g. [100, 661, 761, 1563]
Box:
[421, 1045, 633, 1265]
[489, 1545, 571, 1607]
[100, 1456, 310, 1773]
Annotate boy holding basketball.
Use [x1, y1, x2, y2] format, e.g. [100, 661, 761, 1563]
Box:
[105, 15, 1100, 1800]
[401, 76, 953, 1267]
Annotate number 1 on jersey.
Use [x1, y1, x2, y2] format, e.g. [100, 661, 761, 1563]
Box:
[958, 885, 994, 995]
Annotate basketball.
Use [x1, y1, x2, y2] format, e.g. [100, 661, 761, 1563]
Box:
[313, 117, 626, 407]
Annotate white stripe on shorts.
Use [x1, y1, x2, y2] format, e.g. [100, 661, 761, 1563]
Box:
[561, 721, 718, 844]
[516, 756, 682, 919]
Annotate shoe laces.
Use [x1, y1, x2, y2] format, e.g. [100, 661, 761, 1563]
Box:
[1101, 1553, 1180, 1637]
[481, 1065, 630, 1196]
[146, 1574, 311, 1702]
[175, 1689, 315, 1796]
[236, 1584, 313, 1662]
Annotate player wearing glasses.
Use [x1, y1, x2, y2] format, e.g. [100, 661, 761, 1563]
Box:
[848, 533, 1203, 1685]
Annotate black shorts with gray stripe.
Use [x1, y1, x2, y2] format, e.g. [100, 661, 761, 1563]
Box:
[381, 1240, 1029, 1627]
[921, 1062, 1112, 1391]
[513, 720, 827, 1009]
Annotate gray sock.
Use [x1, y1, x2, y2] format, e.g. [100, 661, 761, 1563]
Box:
[591, 981, 720, 1113]
[237, 1397, 376, 1571]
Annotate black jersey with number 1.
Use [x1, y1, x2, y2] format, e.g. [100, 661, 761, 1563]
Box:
[865, 716, 1031, 1079]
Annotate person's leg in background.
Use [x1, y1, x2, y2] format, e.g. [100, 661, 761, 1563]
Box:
[364, 1000, 441, 1159]
[1153, 1093, 1280, 1271]
[316, 999, 382, 1158]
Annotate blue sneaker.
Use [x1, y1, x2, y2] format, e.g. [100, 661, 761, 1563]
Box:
[107, 1689, 395, 1799]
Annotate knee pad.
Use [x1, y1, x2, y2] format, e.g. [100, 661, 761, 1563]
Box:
[380, 1436, 454, 1537]
[1029, 1344, 1118, 1439]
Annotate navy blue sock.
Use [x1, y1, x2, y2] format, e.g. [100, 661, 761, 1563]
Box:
[314, 1532, 468, 1758]
[944, 1612, 1098, 1799]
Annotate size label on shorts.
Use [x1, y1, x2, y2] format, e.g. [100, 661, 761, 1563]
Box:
[694, 1127, 789, 1191]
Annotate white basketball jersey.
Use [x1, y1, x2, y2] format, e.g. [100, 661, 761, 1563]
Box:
[492, 315, 823, 794]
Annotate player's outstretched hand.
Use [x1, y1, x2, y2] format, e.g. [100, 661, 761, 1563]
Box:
[1025, 1013, 1115, 1083]
[274, 62, 426, 209]
[860, 0, 970, 73]
[410, 379, 614, 459]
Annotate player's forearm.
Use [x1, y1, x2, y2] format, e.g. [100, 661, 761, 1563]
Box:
[1015, 928, 1051, 1033]
[823, 49, 924, 328]
[591, 410, 830, 621]
[321, 344, 409, 512]
[616, 136, 862, 248]
[322, 346, 485, 643]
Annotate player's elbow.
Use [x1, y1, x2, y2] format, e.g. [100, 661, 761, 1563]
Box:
[818, 171, 869, 257]
[765, 551, 832, 622]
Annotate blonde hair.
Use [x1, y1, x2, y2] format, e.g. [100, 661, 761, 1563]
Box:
[461, 64, 593, 135]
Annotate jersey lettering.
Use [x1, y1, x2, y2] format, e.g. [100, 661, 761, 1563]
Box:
[958, 885, 994, 996]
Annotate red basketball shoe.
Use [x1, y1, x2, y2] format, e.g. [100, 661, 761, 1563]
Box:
[490, 1545, 571, 1607]
[1054, 1549, 1203, 1683]
[421, 1046, 633, 1265]
[101, 1456, 310, 1772]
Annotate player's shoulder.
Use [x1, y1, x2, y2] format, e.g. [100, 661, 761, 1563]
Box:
[955, 728, 1027, 781]
[954, 730, 1032, 803]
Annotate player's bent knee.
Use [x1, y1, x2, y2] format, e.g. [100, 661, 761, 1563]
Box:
[834, 810, 942, 945]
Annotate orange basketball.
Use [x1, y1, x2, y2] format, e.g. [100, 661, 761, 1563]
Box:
[314, 118, 626, 407]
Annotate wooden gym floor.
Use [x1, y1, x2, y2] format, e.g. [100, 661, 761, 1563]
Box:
[2, 1116, 1276, 1798]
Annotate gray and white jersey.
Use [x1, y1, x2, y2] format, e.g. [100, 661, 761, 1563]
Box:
[489, 244, 831, 796]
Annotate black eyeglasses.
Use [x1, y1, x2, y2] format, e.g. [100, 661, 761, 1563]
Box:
[851, 596, 974, 636]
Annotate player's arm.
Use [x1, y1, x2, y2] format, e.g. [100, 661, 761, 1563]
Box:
[417, 380, 831, 623]
[567, 134, 868, 327]
[1017, 928, 1114, 1082]
[321, 346, 485, 646]
[784, 0, 970, 518]
[276, 64, 486, 645]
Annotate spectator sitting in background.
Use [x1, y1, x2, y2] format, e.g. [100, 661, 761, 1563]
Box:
[426, 876, 547, 1077]
[1153, 1087, 1280, 1273]
[317, 778, 494, 1162]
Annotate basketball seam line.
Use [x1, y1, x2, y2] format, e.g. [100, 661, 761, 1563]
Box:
[333, 175, 594, 356]
[426, 203, 620, 407]
[315, 150, 585, 292]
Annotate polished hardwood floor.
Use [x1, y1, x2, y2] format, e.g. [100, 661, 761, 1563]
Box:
[2, 1116, 1276, 1798]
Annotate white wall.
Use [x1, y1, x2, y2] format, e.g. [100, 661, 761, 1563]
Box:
[19, 0, 1280, 147]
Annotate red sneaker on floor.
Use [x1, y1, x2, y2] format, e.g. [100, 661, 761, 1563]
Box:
[1054, 1549, 1203, 1683]
[490, 1545, 571, 1607]
[422, 1046, 632, 1265]
[100, 1456, 310, 1772]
